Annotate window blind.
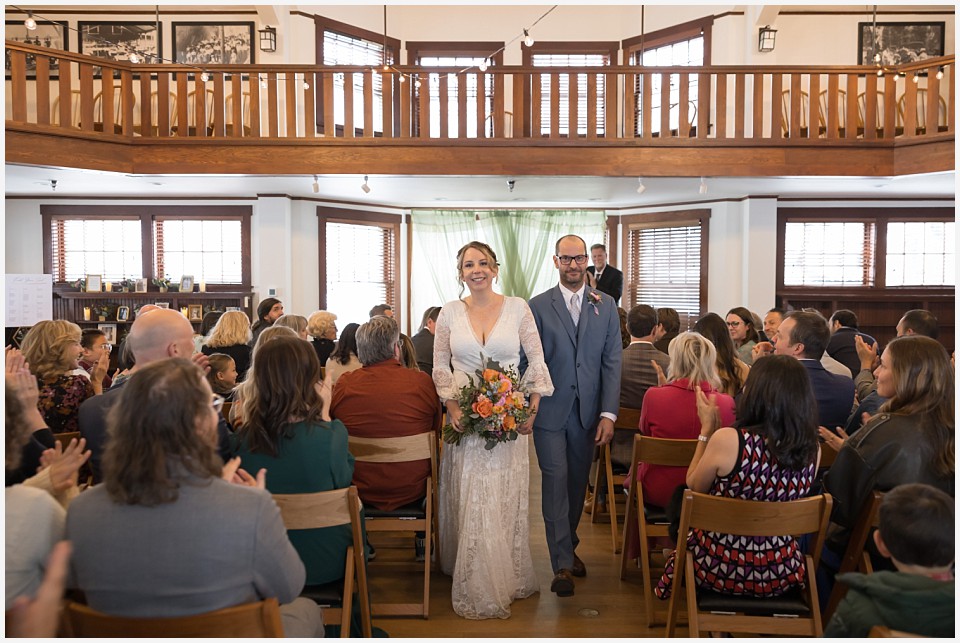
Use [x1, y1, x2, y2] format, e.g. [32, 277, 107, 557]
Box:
[627, 222, 702, 330]
[325, 221, 396, 325]
[51, 217, 142, 282]
[417, 54, 494, 138]
[532, 52, 608, 136]
[783, 221, 876, 287]
[323, 30, 393, 133]
[886, 221, 955, 286]
[154, 218, 243, 284]
[630, 36, 704, 136]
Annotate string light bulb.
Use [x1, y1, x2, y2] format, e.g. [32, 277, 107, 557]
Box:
[414, 78, 422, 89]
[128, 52, 140, 64]
[523, 29, 534, 47]
[200, 71, 210, 82]
[361, 175, 371, 194]
[312, 175, 319, 194]
[398, 74, 405, 84]
[636, 177, 646, 195]
[24, 12, 37, 30]
[260, 75, 267, 89]
[876, 68, 884, 77]
[699, 177, 708, 195]
[478, 58, 489, 72]
[936, 66, 944, 80]
[912, 72, 919, 84]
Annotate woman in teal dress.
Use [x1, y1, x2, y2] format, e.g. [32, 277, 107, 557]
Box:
[233, 335, 357, 585]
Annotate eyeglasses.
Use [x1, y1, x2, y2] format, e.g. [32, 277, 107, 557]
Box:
[726, 321, 742, 328]
[556, 254, 588, 266]
[211, 393, 225, 413]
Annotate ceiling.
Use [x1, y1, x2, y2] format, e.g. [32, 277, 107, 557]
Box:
[4, 164, 956, 208]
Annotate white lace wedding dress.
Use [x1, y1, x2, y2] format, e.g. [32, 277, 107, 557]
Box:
[433, 297, 554, 620]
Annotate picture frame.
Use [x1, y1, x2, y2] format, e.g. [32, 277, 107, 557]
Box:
[98, 323, 117, 344]
[85, 274, 102, 292]
[5, 20, 69, 80]
[155, 302, 171, 309]
[116, 306, 131, 322]
[187, 304, 204, 322]
[172, 22, 255, 66]
[858, 22, 945, 65]
[78, 21, 162, 78]
[179, 275, 195, 293]
[135, 277, 149, 293]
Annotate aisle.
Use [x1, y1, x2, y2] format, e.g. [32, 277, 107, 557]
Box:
[369, 439, 688, 637]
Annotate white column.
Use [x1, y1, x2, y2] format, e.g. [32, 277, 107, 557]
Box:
[251, 196, 293, 312]
[741, 197, 779, 315]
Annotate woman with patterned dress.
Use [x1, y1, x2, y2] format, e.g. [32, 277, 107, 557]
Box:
[433, 241, 554, 620]
[655, 355, 821, 599]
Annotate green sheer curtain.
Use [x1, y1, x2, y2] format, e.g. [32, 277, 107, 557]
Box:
[410, 209, 606, 318]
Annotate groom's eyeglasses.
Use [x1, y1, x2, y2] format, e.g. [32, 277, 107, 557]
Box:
[556, 254, 588, 265]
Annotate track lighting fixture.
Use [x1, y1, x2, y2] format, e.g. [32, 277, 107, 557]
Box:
[24, 12, 37, 30]
[260, 76, 268, 88]
[636, 177, 646, 195]
[311, 175, 319, 194]
[508, 179, 516, 193]
[699, 177, 708, 195]
[361, 176, 371, 194]
[523, 29, 534, 47]
[50, 179, 57, 192]
[303, 75, 310, 90]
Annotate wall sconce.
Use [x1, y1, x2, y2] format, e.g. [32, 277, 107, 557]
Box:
[758, 26, 777, 53]
[258, 26, 277, 53]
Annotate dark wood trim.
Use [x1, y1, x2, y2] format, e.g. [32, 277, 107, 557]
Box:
[6, 9, 258, 15]
[290, 10, 314, 20]
[405, 214, 413, 335]
[777, 196, 956, 202]
[778, 207, 954, 220]
[712, 12, 745, 21]
[314, 13, 401, 59]
[622, 16, 714, 65]
[606, 214, 619, 268]
[779, 10, 954, 16]
[406, 42, 506, 64]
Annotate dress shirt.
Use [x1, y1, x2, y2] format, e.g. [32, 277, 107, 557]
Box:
[557, 281, 615, 423]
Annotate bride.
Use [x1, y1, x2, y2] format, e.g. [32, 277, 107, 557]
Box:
[432, 241, 554, 620]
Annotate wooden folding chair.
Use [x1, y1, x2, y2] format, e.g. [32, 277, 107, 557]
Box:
[224, 90, 252, 136]
[348, 431, 438, 618]
[54, 431, 81, 450]
[591, 406, 641, 553]
[781, 89, 810, 137]
[665, 490, 833, 638]
[897, 89, 948, 135]
[619, 434, 698, 627]
[869, 625, 926, 637]
[51, 89, 81, 128]
[272, 486, 372, 637]
[62, 598, 283, 637]
[823, 490, 884, 621]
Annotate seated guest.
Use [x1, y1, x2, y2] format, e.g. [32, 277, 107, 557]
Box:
[331, 315, 440, 513]
[774, 310, 855, 431]
[111, 305, 160, 389]
[66, 358, 324, 637]
[229, 326, 299, 430]
[825, 483, 954, 638]
[307, 310, 338, 366]
[79, 329, 112, 390]
[193, 311, 223, 354]
[694, 313, 748, 397]
[653, 308, 680, 354]
[617, 307, 630, 350]
[325, 323, 362, 386]
[201, 310, 252, 382]
[655, 355, 820, 600]
[822, 336, 953, 560]
[852, 308, 939, 402]
[726, 306, 760, 366]
[369, 304, 393, 318]
[827, 309, 875, 378]
[233, 336, 360, 585]
[399, 333, 420, 371]
[22, 320, 108, 433]
[6, 347, 55, 486]
[411, 306, 441, 376]
[250, 297, 284, 346]
[274, 314, 309, 340]
[205, 353, 238, 399]
[763, 307, 786, 344]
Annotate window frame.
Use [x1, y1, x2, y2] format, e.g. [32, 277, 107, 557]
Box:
[41, 205, 252, 291]
[316, 207, 401, 311]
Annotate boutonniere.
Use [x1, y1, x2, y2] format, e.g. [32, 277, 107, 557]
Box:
[587, 290, 602, 315]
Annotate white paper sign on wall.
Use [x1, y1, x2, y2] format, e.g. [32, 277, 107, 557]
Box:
[5, 274, 53, 327]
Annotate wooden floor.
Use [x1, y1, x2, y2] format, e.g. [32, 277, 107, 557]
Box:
[367, 440, 689, 637]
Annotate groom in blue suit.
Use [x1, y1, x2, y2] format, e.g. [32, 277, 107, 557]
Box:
[527, 234, 622, 597]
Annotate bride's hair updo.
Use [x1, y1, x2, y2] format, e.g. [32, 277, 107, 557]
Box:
[455, 241, 500, 299]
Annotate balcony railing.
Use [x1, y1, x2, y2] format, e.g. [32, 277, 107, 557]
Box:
[6, 41, 955, 144]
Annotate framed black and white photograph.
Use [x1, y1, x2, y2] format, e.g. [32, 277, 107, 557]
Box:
[135, 277, 148, 293]
[172, 22, 254, 65]
[858, 22, 945, 65]
[98, 323, 118, 344]
[5, 20, 69, 80]
[79, 21, 162, 77]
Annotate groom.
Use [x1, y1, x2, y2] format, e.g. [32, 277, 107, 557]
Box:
[527, 234, 622, 597]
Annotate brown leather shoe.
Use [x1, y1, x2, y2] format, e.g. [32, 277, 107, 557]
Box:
[571, 554, 586, 578]
[551, 569, 575, 597]
[583, 491, 595, 515]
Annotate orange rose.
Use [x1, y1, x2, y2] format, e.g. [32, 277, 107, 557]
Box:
[497, 378, 512, 394]
[511, 392, 525, 408]
[483, 369, 500, 382]
[502, 414, 517, 430]
[492, 404, 505, 416]
[472, 396, 494, 418]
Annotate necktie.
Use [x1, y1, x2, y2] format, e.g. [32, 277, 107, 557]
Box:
[570, 293, 581, 326]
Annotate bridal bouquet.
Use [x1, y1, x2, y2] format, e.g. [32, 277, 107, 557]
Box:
[442, 355, 533, 450]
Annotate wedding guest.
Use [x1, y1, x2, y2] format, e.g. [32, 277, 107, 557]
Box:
[827, 309, 875, 378]
[369, 304, 393, 318]
[201, 310, 252, 381]
[193, 311, 223, 354]
[399, 333, 420, 371]
[250, 298, 283, 346]
[653, 308, 680, 354]
[79, 329, 112, 390]
[229, 326, 298, 429]
[726, 306, 760, 366]
[694, 313, 748, 397]
[307, 310, 338, 366]
[205, 353, 238, 399]
[324, 323, 362, 386]
[274, 314, 309, 340]
[411, 306, 441, 376]
[585, 243, 623, 304]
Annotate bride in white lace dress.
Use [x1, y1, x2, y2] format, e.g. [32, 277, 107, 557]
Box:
[433, 241, 554, 620]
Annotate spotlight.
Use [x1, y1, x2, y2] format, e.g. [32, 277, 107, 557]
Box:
[24, 12, 37, 30]
[523, 29, 534, 47]
[50, 179, 57, 192]
[361, 176, 371, 194]
[507, 179, 516, 193]
[699, 177, 708, 195]
[312, 175, 319, 194]
[636, 177, 646, 195]
[478, 58, 489, 72]
[936, 66, 944, 80]
[200, 71, 210, 82]
[128, 52, 141, 64]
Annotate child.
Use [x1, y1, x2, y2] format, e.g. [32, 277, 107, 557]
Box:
[824, 483, 954, 637]
[79, 328, 112, 389]
[205, 353, 238, 399]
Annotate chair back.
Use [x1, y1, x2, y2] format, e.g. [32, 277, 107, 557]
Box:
[614, 406, 641, 430]
[817, 443, 837, 471]
[51, 89, 81, 128]
[857, 91, 885, 131]
[273, 485, 363, 531]
[94, 86, 134, 128]
[824, 490, 884, 620]
[781, 89, 810, 135]
[348, 431, 434, 464]
[869, 625, 925, 638]
[897, 89, 947, 130]
[54, 431, 82, 450]
[62, 598, 283, 637]
[819, 89, 847, 130]
[225, 91, 252, 134]
[636, 434, 699, 467]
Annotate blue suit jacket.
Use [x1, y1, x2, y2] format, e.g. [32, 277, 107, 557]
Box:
[527, 286, 622, 430]
[800, 358, 856, 430]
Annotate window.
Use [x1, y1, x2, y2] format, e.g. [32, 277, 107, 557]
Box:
[318, 208, 399, 327]
[886, 221, 955, 286]
[783, 221, 876, 286]
[623, 16, 712, 136]
[42, 205, 251, 288]
[622, 210, 709, 331]
[315, 16, 400, 136]
[408, 42, 503, 139]
[522, 42, 618, 137]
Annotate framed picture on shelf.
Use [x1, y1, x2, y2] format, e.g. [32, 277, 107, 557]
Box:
[85, 274, 102, 292]
[179, 275, 194, 293]
[78, 21, 162, 77]
[5, 20, 69, 80]
[98, 323, 117, 344]
[155, 302, 171, 309]
[187, 304, 204, 322]
[172, 22, 254, 65]
[116, 306, 131, 322]
[857, 22, 945, 65]
[135, 278, 148, 293]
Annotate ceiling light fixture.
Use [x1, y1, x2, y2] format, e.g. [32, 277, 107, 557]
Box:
[636, 177, 646, 194]
[24, 12, 37, 30]
[50, 179, 57, 191]
[361, 175, 371, 194]
[699, 177, 708, 195]
[311, 175, 319, 194]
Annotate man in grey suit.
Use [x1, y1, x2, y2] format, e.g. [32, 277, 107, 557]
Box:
[527, 234, 622, 597]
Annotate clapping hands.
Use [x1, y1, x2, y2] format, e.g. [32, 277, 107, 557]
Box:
[38, 437, 92, 492]
[694, 387, 722, 438]
[221, 456, 266, 489]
